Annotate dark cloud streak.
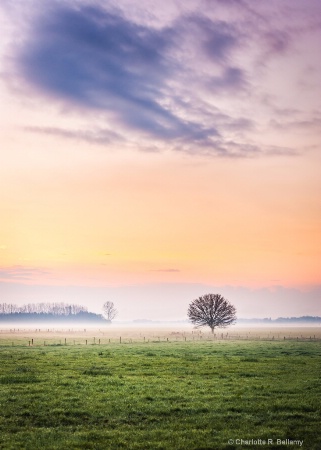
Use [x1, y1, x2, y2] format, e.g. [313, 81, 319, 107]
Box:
[8, 0, 313, 157]
[13, 2, 247, 153]
[17, 4, 222, 142]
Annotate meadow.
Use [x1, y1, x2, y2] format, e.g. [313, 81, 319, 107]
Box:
[0, 328, 320, 450]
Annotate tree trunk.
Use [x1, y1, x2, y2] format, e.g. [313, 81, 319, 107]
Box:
[211, 326, 215, 334]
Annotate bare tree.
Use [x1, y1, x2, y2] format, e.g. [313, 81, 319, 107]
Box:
[103, 301, 118, 322]
[188, 293, 236, 334]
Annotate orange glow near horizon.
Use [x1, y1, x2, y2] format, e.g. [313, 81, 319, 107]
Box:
[1, 145, 320, 288]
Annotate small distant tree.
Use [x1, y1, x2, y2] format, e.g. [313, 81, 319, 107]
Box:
[188, 293, 236, 334]
[103, 301, 117, 322]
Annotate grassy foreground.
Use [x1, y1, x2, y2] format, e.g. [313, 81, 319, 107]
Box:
[0, 340, 320, 450]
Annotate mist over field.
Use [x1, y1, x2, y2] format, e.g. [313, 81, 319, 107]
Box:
[1, 281, 320, 322]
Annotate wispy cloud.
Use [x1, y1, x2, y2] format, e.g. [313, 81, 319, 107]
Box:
[150, 269, 180, 273]
[2, 0, 321, 157]
[0, 266, 50, 281]
[5, 2, 250, 154]
[24, 126, 124, 145]
[16, 4, 202, 140]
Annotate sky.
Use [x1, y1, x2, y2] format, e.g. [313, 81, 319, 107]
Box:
[0, 0, 320, 320]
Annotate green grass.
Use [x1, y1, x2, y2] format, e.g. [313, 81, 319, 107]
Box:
[0, 340, 320, 449]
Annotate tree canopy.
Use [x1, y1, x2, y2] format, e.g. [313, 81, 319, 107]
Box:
[188, 293, 236, 333]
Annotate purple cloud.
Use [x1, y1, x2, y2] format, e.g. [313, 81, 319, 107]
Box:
[2, 0, 320, 157]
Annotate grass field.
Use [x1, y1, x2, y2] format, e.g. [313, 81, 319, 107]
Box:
[0, 331, 320, 449]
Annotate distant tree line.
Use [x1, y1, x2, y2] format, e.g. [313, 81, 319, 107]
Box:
[0, 302, 88, 316]
[237, 316, 321, 323]
[0, 303, 107, 323]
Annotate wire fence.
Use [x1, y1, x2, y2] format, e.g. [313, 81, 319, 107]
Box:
[1, 328, 321, 347]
